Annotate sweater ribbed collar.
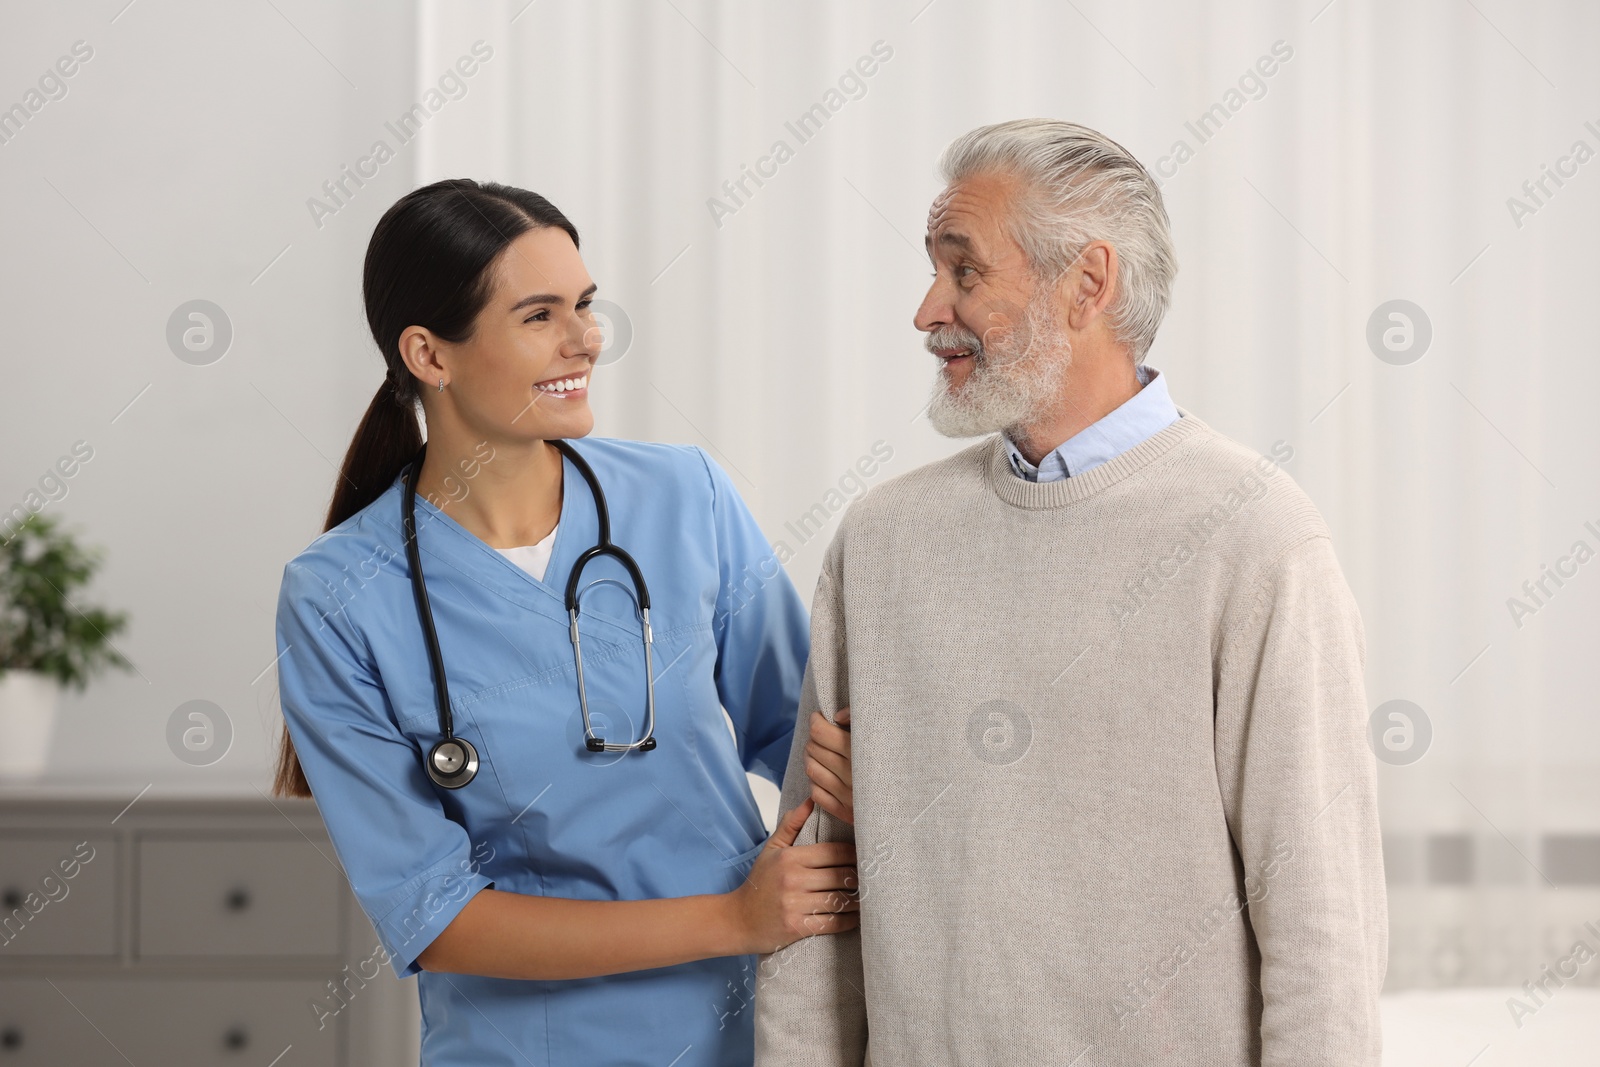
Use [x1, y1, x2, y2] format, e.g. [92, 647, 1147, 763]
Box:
[984, 407, 1210, 510]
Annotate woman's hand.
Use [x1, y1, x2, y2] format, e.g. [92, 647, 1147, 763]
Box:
[728, 797, 858, 954]
[806, 706, 853, 825]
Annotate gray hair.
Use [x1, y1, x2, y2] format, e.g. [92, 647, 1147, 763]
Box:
[938, 118, 1177, 362]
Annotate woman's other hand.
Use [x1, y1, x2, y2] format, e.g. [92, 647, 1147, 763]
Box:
[728, 797, 858, 953]
[806, 706, 853, 825]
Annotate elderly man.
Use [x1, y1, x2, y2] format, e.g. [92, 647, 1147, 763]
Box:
[755, 119, 1386, 1066]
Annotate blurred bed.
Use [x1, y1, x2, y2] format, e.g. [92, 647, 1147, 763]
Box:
[1382, 988, 1600, 1066]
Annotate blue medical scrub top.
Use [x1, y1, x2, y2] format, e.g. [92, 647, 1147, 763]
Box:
[273, 437, 809, 1067]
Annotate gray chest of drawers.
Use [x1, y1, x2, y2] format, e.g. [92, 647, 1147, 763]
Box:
[0, 788, 420, 1066]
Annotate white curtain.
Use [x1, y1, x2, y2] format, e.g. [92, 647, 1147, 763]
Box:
[418, 0, 1600, 991]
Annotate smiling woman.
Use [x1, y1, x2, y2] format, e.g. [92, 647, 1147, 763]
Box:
[268, 178, 859, 1066]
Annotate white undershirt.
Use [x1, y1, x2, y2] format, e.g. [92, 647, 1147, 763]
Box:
[494, 523, 559, 582]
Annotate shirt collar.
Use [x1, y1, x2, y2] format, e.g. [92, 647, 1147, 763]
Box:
[1004, 363, 1180, 482]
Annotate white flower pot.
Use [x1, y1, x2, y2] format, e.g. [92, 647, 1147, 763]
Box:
[0, 670, 60, 777]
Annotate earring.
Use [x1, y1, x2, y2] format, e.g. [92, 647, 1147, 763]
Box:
[437, 377, 445, 392]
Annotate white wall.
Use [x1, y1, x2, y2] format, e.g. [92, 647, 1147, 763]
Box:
[2, 0, 419, 784]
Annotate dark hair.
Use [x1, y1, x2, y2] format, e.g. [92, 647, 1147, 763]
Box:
[272, 178, 580, 798]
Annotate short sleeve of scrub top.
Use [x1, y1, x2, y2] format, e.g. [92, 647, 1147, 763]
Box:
[698, 447, 805, 787]
[275, 560, 495, 979]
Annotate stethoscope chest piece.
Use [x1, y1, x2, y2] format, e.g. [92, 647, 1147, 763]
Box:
[426, 736, 479, 789]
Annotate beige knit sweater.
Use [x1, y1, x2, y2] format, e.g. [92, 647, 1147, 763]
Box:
[754, 412, 1386, 1066]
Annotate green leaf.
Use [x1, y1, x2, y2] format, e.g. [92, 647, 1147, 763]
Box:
[0, 513, 132, 689]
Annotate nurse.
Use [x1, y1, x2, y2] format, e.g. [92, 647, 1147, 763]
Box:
[271, 178, 858, 1066]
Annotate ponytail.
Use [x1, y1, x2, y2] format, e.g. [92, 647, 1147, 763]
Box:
[271, 376, 420, 798]
[324, 375, 423, 532]
[272, 178, 580, 798]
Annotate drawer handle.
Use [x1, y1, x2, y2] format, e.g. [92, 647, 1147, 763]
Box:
[224, 887, 252, 912]
[223, 1025, 249, 1051]
[0, 1026, 21, 1050]
[0, 888, 21, 910]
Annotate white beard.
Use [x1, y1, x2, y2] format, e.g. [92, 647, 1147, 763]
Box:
[926, 290, 1072, 443]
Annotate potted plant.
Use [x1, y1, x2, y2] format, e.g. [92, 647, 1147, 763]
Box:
[0, 513, 130, 777]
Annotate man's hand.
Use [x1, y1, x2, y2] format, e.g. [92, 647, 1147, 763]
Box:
[806, 706, 853, 825]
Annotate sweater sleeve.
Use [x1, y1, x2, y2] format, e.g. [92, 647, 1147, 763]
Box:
[754, 537, 869, 1066]
[1213, 534, 1388, 1066]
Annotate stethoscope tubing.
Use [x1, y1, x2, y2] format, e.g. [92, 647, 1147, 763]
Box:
[401, 438, 657, 789]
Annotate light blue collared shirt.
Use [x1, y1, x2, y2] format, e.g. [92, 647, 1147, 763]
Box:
[1004, 362, 1180, 481]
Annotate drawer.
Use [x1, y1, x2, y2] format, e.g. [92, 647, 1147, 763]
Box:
[137, 836, 344, 958]
[0, 977, 340, 1067]
[0, 835, 115, 956]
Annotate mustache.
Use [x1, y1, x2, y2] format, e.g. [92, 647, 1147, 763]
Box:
[925, 323, 985, 359]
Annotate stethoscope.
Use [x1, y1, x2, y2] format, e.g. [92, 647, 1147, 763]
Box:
[401, 439, 657, 790]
